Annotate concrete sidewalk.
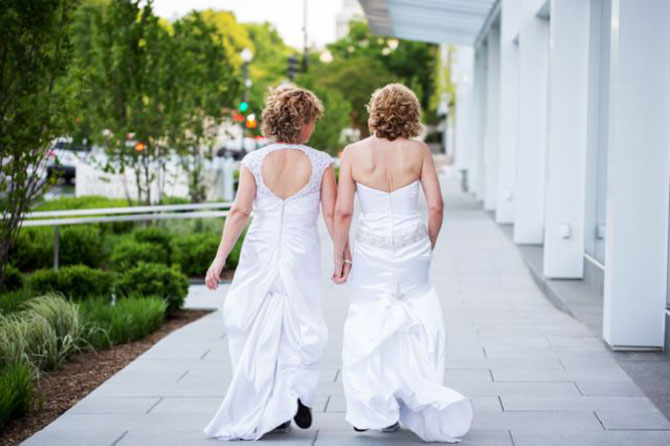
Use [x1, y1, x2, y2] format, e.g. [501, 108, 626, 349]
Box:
[23, 172, 670, 445]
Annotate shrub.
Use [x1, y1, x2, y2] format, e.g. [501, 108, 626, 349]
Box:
[114, 262, 188, 313]
[0, 294, 82, 370]
[132, 226, 173, 259]
[10, 228, 53, 271]
[0, 289, 34, 315]
[25, 269, 57, 295]
[80, 296, 166, 349]
[109, 239, 168, 271]
[227, 227, 246, 269]
[2, 264, 24, 292]
[23, 294, 83, 358]
[60, 225, 104, 268]
[0, 362, 34, 428]
[0, 312, 58, 370]
[171, 233, 219, 277]
[27, 265, 114, 300]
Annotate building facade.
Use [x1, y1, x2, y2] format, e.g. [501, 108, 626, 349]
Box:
[360, 0, 670, 352]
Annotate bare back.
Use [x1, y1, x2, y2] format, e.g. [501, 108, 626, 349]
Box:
[261, 149, 312, 199]
[348, 136, 425, 192]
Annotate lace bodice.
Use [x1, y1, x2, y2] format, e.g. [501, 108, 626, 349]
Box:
[241, 143, 333, 201]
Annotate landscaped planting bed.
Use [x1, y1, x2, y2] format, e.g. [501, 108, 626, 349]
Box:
[0, 195, 242, 441]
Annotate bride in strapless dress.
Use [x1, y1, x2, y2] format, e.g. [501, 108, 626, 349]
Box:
[332, 84, 473, 443]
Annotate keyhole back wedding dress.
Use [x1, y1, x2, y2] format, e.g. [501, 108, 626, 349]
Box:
[342, 179, 474, 443]
[203, 143, 332, 440]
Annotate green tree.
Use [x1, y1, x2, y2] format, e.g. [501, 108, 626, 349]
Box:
[162, 12, 240, 202]
[68, 0, 172, 205]
[327, 20, 437, 114]
[298, 57, 397, 137]
[308, 87, 351, 156]
[69, 2, 240, 204]
[0, 0, 79, 289]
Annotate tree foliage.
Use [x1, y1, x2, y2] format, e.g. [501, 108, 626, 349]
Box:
[68, 1, 239, 203]
[0, 0, 80, 290]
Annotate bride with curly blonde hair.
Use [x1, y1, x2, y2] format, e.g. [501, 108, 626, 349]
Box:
[203, 84, 349, 440]
[332, 83, 473, 442]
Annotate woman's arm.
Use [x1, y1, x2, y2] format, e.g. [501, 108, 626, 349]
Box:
[320, 165, 337, 238]
[205, 165, 255, 290]
[420, 146, 444, 250]
[333, 147, 356, 282]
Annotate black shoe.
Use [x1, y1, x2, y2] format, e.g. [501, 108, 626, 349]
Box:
[273, 421, 291, 433]
[294, 399, 312, 429]
[381, 421, 400, 432]
[353, 426, 368, 432]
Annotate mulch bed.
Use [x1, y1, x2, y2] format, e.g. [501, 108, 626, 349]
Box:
[0, 308, 212, 446]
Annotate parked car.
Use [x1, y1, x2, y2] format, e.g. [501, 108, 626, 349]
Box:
[216, 137, 270, 160]
[46, 137, 91, 184]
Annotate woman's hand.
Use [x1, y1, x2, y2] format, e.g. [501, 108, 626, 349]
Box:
[332, 256, 352, 284]
[205, 256, 226, 290]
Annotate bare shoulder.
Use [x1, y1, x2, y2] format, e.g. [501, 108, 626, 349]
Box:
[342, 137, 371, 160]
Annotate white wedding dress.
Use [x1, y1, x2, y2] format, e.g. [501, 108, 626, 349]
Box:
[203, 143, 332, 440]
[342, 179, 473, 443]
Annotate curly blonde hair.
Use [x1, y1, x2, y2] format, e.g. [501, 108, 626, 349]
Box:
[367, 83, 422, 141]
[260, 84, 324, 143]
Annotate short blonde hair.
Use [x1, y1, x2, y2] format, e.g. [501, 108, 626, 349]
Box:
[260, 84, 324, 143]
[367, 83, 421, 141]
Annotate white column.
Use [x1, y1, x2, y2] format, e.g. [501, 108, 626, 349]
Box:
[495, 0, 521, 223]
[542, 0, 590, 278]
[602, 0, 670, 349]
[454, 46, 474, 172]
[470, 46, 488, 199]
[484, 27, 500, 210]
[513, 16, 549, 244]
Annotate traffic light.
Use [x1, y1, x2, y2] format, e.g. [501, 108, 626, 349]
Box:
[246, 113, 257, 129]
[238, 102, 249, 112]
[288, 55, 298, 80]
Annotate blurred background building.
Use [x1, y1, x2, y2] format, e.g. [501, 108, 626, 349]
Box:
[360, 0, 670, 353]
[336, 0, 365, 39]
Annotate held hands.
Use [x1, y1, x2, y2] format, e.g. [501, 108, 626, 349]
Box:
[205, 256, 226, 290]
[332, 258, 351, 284]
[332, 243, 353, 284]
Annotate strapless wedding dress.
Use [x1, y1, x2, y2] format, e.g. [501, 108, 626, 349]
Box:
[203, 143, 332, 440]
[342, 179, 473, 443]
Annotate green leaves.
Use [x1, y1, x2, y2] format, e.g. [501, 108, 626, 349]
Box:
[0, 0, 80, 292]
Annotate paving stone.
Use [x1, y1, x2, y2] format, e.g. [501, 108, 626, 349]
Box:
[471, 411, 603, 431]
[500, 395, 656, 411]
[595, 409, 670, 430]
[67, 397, 161, 415]
[512, 430, 670, 446]
[491, 367, 632, 382]
[575, 381, 646, 396]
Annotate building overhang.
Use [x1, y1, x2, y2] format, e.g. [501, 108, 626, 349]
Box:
[359, 0, 500, 46]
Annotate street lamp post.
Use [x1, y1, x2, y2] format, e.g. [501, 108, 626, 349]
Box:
[239, 48, 253, 152]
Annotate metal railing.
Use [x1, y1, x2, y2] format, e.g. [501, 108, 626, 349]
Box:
[20, 202, 232, 271]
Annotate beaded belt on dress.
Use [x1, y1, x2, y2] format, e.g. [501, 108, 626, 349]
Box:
[355, 224, 428, 249]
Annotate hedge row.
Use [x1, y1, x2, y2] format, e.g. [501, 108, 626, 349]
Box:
[11, 224, 241, 278]
[25, 263, 187, 314]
